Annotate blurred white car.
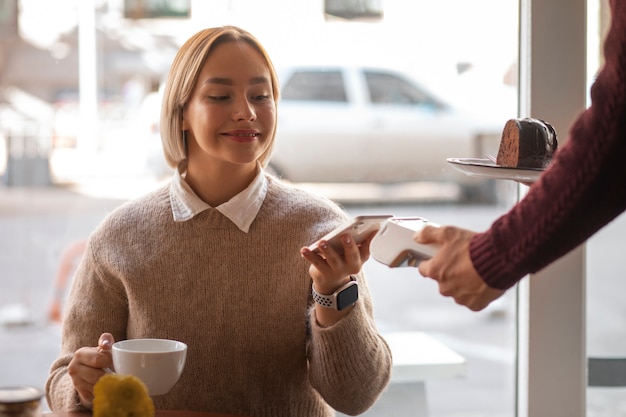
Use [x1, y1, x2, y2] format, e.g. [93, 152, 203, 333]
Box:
[270, 65, 503, 200]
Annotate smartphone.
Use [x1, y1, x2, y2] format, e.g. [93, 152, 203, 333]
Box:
[308, 215, 393, 254]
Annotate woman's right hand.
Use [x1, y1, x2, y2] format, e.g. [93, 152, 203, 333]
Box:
[67, 333, 115, 407]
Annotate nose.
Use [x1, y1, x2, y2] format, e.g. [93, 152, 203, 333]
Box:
[232, 97, 256, 121]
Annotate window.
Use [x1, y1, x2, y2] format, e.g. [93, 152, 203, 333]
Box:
[281, 70, 348, 102]
[364, 70, 443, 108]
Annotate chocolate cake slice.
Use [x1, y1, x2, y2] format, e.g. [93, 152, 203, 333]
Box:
[496, 118, 558, 169]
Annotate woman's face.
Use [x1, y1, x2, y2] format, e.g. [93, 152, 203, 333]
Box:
[182, 40, 276, 175]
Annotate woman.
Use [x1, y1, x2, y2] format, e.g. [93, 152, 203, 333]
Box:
[46, 26, 391, 417]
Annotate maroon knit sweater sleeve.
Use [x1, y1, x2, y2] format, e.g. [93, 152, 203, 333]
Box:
[470, 0, 626, 290]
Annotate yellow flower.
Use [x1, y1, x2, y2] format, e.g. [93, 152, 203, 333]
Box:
[93, 374, 155, 417]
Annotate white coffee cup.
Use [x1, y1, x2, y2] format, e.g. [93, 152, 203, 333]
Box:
[112, 338, 187, 396]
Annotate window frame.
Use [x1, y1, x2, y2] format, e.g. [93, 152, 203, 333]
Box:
[517, 0, 588, 415]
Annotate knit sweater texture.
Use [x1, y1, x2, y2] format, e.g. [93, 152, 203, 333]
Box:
[45, 176, 392, 417]
[471, 0, 626, 290]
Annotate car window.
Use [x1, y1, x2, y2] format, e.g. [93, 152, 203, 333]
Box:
[365, 70, 442, 109]
[281, 70, 347, 102]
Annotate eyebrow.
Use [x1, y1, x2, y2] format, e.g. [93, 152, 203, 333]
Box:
[204, 76, 270, 86]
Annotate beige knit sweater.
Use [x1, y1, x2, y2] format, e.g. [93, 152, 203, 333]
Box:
[46, 175, 392, 417]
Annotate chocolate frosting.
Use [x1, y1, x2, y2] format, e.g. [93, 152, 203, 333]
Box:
[518, 118, 558, 168]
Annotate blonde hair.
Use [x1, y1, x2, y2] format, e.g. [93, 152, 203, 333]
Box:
[160, 26, 280, 169]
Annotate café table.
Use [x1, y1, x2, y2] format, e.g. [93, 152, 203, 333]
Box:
[338, 331, 467, 417]
[45, 411, 247, 417]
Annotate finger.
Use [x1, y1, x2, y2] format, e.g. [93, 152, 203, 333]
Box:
[455, 294, 488, 312]
[417, 246, 446, 281]
[68, 357, 106, 405]
[301, 247, 327, 267]
[74, 367, 104, 402]
[438, 280, 456, 298]
[315, 239, 344, 270]
[97, 333, 115, 371]
[340, 234, 362, 270]
[301, 247, 332, 280]
[98, 333, 114, 352]
[356, 231, 377, 261]
[415, 225, 441, 244]
[468, 288, 506, 312]
[417, 258, 434, 279]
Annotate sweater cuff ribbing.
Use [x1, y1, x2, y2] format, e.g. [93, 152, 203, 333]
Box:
[470, 232, 519, 291]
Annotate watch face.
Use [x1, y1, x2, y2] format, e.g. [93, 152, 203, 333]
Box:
[336, 283, 359, 310]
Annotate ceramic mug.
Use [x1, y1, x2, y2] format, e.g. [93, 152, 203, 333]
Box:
[112, 338, 187, 396]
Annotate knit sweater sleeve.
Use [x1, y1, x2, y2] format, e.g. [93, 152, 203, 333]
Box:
[45, 229, 130, 411]
[470, 0, 626, 290]
[307, 272, 392, 415]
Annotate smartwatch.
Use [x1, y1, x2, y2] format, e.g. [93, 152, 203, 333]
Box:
[312, 276, 359, 311]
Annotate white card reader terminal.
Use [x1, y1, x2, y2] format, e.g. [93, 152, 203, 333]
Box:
[371, 217, 440, 268]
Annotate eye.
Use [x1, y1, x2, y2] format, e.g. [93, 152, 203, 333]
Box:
[252, 94, 271, 102]
[208, 95, 230, 101]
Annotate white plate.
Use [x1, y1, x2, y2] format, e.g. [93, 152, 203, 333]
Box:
[446, 158, 544, 183]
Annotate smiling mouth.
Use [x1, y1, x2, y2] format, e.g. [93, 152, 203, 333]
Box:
[225, 132, 260, 142]
[229, 133, 259, 137]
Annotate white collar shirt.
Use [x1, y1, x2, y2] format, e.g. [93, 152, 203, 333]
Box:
[169, 163, 268, 233]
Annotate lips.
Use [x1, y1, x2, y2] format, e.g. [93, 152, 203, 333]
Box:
[224, 130, 260, 142]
